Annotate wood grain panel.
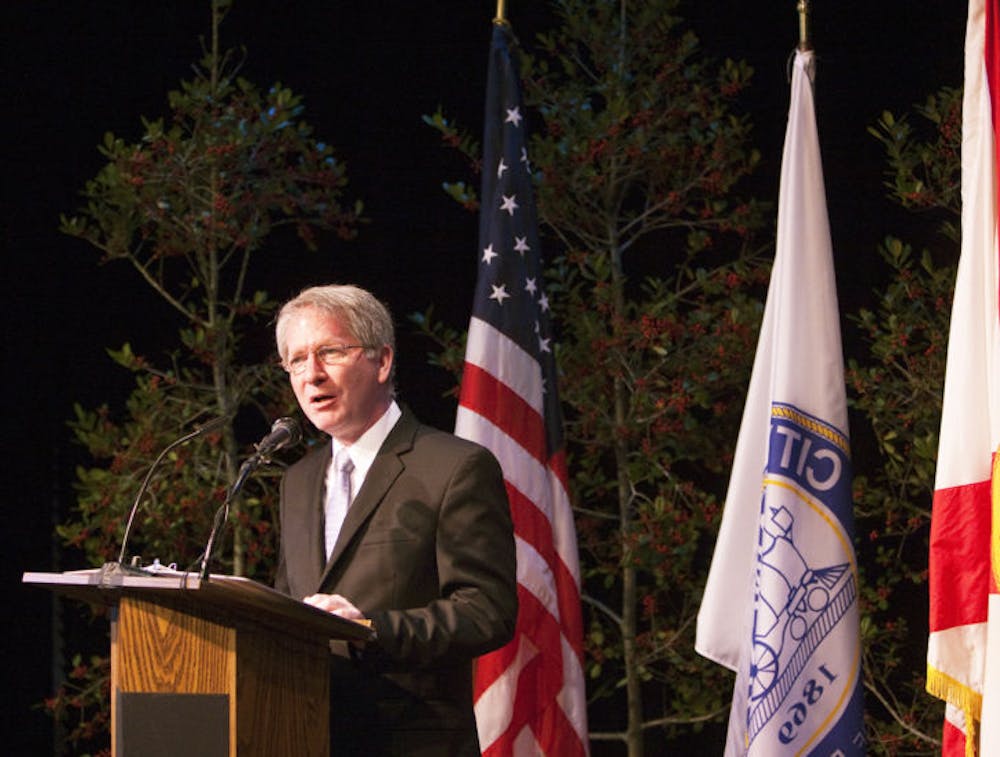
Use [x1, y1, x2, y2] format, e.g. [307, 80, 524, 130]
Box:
[235, 627, 330, 757]
[113, 596, 235, 694]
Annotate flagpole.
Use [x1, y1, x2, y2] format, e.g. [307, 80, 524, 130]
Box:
[495, 0, 507, 24]
[797, 0, 811, 51]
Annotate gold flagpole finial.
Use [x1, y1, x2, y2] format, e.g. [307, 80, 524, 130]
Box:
[797, 0, 812, 51]
[495, 0, 507, 24]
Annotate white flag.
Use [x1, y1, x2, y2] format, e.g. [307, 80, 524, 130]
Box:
[696, 49, 865, 755]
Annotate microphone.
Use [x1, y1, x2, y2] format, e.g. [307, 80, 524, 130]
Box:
[112, 416, 227, 571]
[222, 417, 302, 507]
[198, 416, 302, 579]
[252, 416, 303, 462]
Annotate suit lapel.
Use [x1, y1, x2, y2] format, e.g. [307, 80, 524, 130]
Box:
[321, 410, 418, 582]
[289, 443, 330, 595]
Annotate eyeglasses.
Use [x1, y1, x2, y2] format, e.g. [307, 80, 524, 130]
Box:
[283, 345, 368, 375]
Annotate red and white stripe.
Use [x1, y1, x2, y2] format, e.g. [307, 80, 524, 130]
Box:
[458, 317, 588, 756]
[926, 1, 1000, 753]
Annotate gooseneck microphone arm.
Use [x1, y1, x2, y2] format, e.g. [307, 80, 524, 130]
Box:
[198, 417, 301, 580]
[116, 416, 226, 568]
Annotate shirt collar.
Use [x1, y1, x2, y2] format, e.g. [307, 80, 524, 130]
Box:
[330, 400, 402, 483]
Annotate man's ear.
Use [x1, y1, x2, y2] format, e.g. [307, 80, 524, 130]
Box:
[377, 345, 394, 385]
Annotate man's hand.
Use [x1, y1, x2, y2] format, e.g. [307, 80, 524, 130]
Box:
[303, 592, 367, 621]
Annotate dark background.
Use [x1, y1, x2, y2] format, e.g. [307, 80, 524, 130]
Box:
[3, 2, 965, 753]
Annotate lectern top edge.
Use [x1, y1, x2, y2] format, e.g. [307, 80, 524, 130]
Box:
[22, 568, 374, 643]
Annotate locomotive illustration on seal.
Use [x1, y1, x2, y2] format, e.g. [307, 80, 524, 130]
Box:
[747, 502, 856, 739]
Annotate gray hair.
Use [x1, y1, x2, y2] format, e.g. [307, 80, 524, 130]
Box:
[275, 284, 396, 384]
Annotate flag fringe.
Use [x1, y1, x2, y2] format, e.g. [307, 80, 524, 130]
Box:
[926, 666, 983, 740]
[926, 665, 983, 717]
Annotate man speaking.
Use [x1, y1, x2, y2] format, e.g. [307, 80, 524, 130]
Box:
[273, 284, 517, 756]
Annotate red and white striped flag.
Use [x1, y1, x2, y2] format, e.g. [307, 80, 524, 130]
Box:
[456, 21, 589, 756]
[925, 1, 1000, 754]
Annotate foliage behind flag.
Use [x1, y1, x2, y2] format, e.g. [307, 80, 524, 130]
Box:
[925, 0, 1000, 753]
[695, 49, 865, 754]
[454, 20, 589, 756]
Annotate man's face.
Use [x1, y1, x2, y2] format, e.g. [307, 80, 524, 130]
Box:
[282, 305, 393, 444]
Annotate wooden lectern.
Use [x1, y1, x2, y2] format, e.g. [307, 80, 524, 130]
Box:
[23, 567, 372, 757]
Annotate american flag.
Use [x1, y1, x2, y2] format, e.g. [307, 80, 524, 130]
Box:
[455, 21, 589, 756]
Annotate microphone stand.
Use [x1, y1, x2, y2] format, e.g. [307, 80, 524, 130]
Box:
[104, 417, 225, 580]
[197, 453, 262, 580]
[196, 416, 301, 580]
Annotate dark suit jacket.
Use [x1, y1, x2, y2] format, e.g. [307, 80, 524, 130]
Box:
[275, 408, 517, 756]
